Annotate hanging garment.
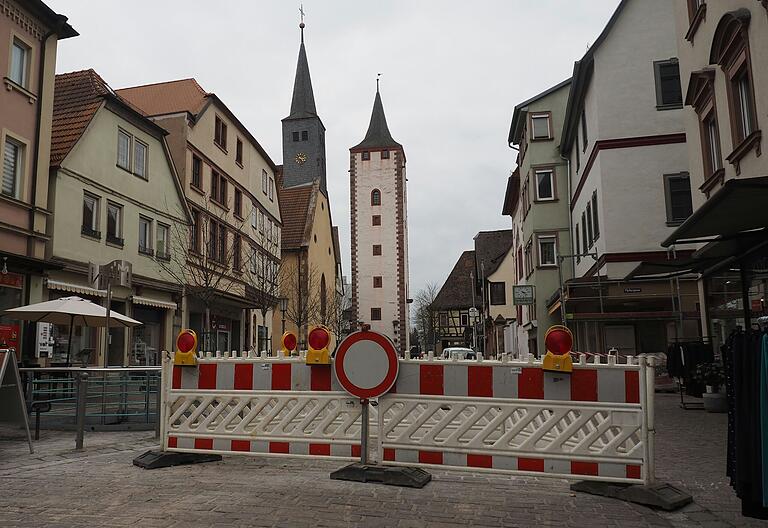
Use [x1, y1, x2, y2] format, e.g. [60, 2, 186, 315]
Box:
[761, 332, 768, 508]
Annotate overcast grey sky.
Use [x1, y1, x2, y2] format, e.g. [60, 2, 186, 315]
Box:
[47, 0, 619, 297]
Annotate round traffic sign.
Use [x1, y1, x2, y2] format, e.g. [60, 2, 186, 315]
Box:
[333, 330, 399, 399]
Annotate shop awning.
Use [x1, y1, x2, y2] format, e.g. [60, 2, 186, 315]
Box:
[625, 256, 719, 280]
[46, 279, 106, 297]
[662, 176, 768, 246]
[132, 296, 177, 310]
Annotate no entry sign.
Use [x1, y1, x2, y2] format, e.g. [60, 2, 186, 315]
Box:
[334, 331, 399, 399]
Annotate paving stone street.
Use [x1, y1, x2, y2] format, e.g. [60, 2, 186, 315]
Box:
[0, 394, 764, 527]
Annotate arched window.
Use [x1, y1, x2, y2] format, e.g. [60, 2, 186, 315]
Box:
[710, 9, 759, 165]
[371, 189, 381, 206]
[320, 274, 327, 321]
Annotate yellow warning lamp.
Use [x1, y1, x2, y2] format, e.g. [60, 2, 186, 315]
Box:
[542, 325, 574, 374]
[174, 329, 198, 366]
[281, 331, 298, 356]
[306, 326, 332, 365]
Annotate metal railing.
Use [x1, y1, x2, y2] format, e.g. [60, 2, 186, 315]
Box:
[20, 366, 161, 450]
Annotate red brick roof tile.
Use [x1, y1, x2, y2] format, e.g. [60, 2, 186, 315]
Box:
[278, 182, 316, 250]
[115, 78, 209, 117]
[50, 70, 116, 166]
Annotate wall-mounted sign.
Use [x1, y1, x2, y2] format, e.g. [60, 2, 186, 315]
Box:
[512, 285, 535, 305]
[624, 287, 642, 294]
[0, 273, 23, 289]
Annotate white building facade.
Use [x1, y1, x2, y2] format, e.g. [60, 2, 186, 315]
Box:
[350, 88, 410, 354]
[558, 0, 701, 355]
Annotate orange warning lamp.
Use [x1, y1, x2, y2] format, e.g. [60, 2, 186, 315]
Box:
[542, 325, 574, 374]
[174, 329, 198, 366]
[306, 326, 332, 365]
[281, 331, 298, 356]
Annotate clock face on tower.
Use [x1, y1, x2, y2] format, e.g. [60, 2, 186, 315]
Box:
[295, 152, 308, 165]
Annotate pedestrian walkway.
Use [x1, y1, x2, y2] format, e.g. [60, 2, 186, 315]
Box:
[0, 394, 762, 527]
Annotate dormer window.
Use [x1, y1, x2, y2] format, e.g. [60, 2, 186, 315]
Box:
[530, 112, 552, 140]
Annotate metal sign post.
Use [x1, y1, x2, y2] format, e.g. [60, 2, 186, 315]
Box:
[330, 330, 430, 488]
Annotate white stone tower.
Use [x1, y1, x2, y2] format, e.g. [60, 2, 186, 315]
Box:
[350, 85, 410, 354]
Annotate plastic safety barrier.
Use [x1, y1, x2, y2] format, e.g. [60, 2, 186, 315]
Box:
[160, 353, 363, 460]
[158, 351, 655, 485]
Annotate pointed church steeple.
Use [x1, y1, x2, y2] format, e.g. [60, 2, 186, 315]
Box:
[282, 18, 327, 194]
[286, 28, 317, 120]
[354, 85, 401, 150]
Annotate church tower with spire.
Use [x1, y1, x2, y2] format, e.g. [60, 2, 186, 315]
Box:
[350, 85, 410, 353]
[282, 20, 327, 194]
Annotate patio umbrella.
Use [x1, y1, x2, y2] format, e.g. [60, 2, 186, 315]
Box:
[2, 296, 142, 366]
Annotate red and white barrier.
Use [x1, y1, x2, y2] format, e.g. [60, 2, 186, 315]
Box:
[158, 352, 655, 484]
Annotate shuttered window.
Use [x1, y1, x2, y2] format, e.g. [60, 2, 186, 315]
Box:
[2, 139, 21, 198]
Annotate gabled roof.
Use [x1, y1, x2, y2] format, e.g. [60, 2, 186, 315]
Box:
[116, 79, 277, 171]
[432, 251, 476, 310]
[560, 0, 631, 154]
[115, 78, 208, 117]
[508, 78, 572, 145]
[51, 69, 192, 222]
[474, 229, 515, 278]
[51, 69, 162, 167]
[285, 40, 318, 120]
[352, 89, 402, 150]
[278, 180, 319, 250]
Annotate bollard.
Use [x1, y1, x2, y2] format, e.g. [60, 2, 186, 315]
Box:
[75, 372, 89, 451]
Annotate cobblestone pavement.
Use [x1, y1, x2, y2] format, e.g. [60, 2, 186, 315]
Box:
[0, 394, 765, 527]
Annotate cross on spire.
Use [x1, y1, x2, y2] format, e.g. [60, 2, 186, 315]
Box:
[299, 4, 306, 42]
[377, 73, 381, 93]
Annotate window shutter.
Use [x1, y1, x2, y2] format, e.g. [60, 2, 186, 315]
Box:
[2, 141, 19, 197]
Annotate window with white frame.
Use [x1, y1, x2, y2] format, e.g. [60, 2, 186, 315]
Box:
[530, 113, 551, 140]
[262, 169, 268, 195]
[138, 216, 153, 254]
[10, 39, 30, 88]
[535, 169, 555, 201]
[2, 138, 23, 198]
[156, 223, 169, 259]
[537, 235, 557, 267]
[133, 139, 148, 179]
[82, 192, 100, 237]
[117, 130, 131, 170]
[106, 202, 123, 243]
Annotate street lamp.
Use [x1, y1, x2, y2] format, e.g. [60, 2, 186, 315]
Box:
[279, 297, 288, 335]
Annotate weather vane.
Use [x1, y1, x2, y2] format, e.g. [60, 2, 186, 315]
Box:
[299, 4, 305, 26]
[377, 73, 382, 92]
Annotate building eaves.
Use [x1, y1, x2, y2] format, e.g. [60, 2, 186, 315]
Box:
[25, 0, 78, 38]
[560, 0, 631, 155]
[508, 77, 572, 146]
[502, 169, 521, 217]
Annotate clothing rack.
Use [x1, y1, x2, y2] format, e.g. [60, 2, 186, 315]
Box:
[668, 338, 713, 410]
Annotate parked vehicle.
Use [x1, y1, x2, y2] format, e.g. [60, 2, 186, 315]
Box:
[441, 347, 476, 360]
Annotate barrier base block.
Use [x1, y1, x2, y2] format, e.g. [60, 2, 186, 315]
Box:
[330, 463, 431, 488]
[571, 481, 692, 511]
[132, 450, 222, 470]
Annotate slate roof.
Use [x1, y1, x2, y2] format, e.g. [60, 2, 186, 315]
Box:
[285, 41, 318, 120]
[352, 90, 402, 150]
[115, 78, 208, 117]
[432, 251, 476, 310]
[278, 181, 317, 250]
[474, 230, 515, 277]
[51, 69, 155, 167]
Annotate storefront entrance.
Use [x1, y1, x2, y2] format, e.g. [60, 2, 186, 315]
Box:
[132, 306, 164, 366]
